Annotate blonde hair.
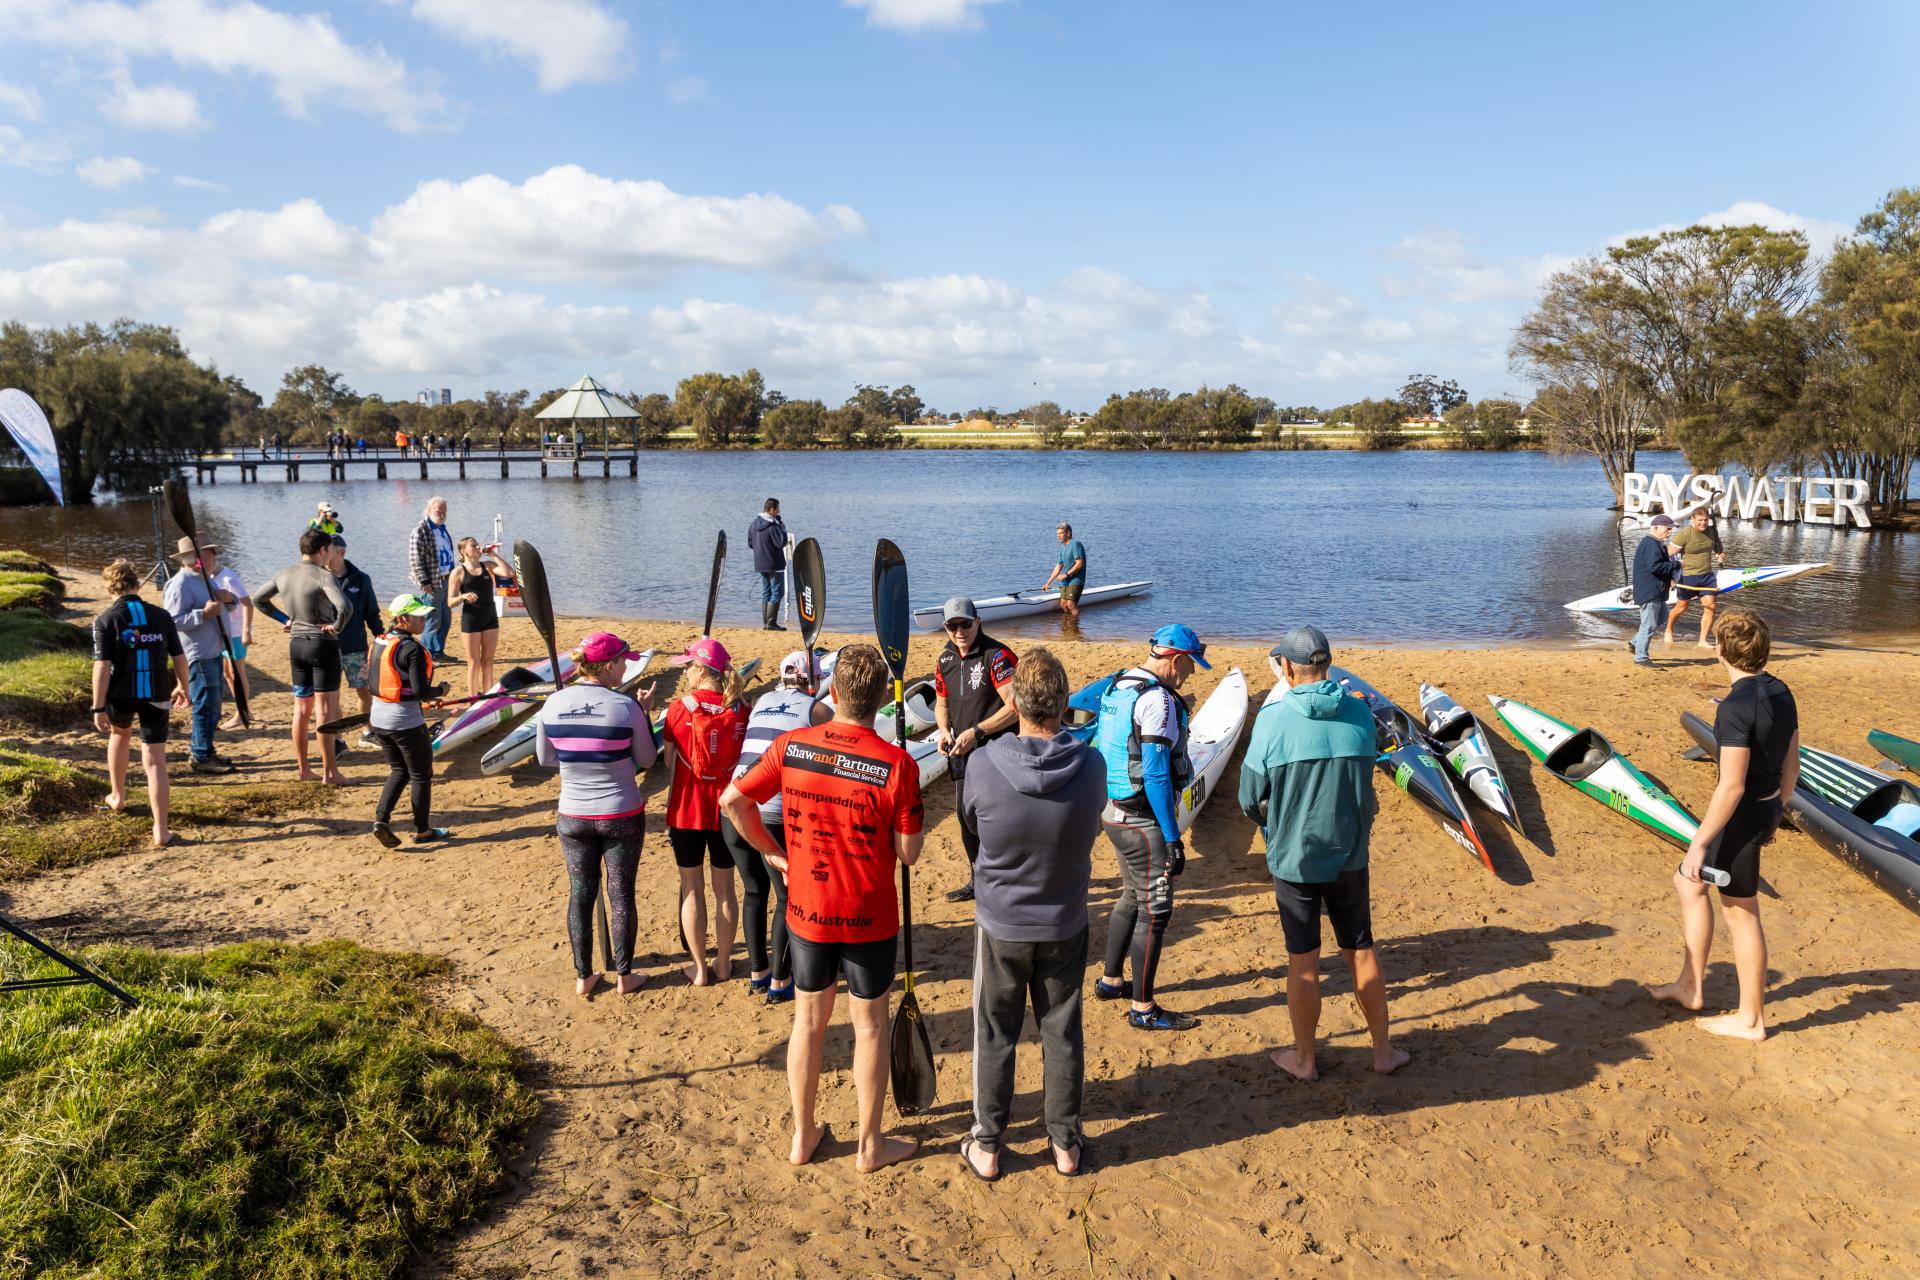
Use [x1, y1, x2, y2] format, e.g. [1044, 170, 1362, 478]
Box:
[578, 657, 627, 685]
[1012, 647, 1068, 723]
[1714, 610, 1771, 673]
[101, 559, 141, 597]
[457, 536, 482, 559]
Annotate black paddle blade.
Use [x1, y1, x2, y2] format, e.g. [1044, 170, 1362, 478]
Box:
[872, 538, 909, 682]
[513, 540, 557, 642]
[793, 537, 826, 651]
[890, 989, 937, 1114]
[702, 529, 727, 637]
[162, 477, 196, 540]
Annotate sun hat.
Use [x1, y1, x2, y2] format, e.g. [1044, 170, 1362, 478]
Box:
[388, 592, 434, 618]
[579, 631, 639, 664]
[1150, 623, 1211, 669]
[317, 501, 338, 515]
[669, 636, 731, 672]
[1269, 625, 1332, 667]
[170, 536, 217, 560]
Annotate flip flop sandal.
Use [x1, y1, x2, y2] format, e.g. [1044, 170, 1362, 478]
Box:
[1052, 1139, 1089, 1178]
[958, 1136, 1002, 1183]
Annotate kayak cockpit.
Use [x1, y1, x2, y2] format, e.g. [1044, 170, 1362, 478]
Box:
[1546, 728, 1614, 782]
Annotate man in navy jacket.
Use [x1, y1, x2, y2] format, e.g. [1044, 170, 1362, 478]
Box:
[748, 498, 788, 630]
[1631, 514, 1681, 665]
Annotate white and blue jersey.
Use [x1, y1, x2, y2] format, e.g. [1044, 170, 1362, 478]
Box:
[535, 682, 659, 819]
[1095, 667, 1192, 841]
[732, 685, 819, 823]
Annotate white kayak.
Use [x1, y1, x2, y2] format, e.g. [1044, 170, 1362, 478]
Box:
[479, 649, 657, 775]
[433, 652, 577, 756]
[1172, 667, 1249, 834]
[875, 677, 937, 740]
[911, 580, 1152, 629]
[1564, 562, 1831, 613]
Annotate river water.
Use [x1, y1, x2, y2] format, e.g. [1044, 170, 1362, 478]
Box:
[4, 449, 1915, 646]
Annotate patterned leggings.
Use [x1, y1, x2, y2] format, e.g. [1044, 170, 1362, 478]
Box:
[557, 812, 646, 978]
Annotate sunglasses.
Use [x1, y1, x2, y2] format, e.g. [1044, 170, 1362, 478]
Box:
[945, 619, 976, 632]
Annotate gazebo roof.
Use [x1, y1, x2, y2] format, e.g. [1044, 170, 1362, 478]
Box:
[536, 376, 639, 420]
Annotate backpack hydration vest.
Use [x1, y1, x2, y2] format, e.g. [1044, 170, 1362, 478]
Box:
[676, 691, 744, 783]
[1096, 670, 1192, 807]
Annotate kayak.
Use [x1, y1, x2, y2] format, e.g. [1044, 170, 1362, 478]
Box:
[1488, 695, 1698, 848]
[479, 649, 657, 775]
[1063, 673, 1116, 744]
[1173, 668, 1249, 834]
[904, 735, 951, 789]
[1869, 728, 1920, 776]
[1418, 682, 1528, 839]
[433, 653, 576, 756]
[1564, 562, 1831, 613]
[911, 580, 1151, 629]
[875, 677, 937, 741]
[1683, 712, 1920, 914]
[1324, 669, 1492, 870]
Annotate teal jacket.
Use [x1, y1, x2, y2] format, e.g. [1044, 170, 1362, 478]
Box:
[1237, 678, 1377, 882]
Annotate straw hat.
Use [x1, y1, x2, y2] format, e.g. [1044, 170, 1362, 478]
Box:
[171, 536, 218, 560]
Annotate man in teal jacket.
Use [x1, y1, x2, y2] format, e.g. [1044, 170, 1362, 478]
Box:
[1238, 625, 1409, 1081]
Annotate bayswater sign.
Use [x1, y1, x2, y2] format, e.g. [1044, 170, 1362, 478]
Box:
[1625, 472, 1872, 529]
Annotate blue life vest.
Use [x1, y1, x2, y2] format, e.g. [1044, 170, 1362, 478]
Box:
[1095, 670, 1192, 806]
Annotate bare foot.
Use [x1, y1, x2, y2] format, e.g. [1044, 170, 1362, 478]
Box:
[1372, 1047, 1412, 1074]
[1697, 1012, 1766, 1042]
[1662, 634, 1674, 646]
[789, 1121, 827, 1167]
[1643, 981, 1705, 1010]
[616, 973, 649, 995]
[575, 975, 605, 1001]
[104, 794, 126, 813]
[856, 1134, 918, 1174]
[151, 831, 179, 850]
[713, 956, 732, 983]
[296, 769, 320, 782]
[1269, 1048, 1317, 1081]
[683, 962, 711, 987]
[1696, 641, 1715, 651]
[322, 772, 350, 787]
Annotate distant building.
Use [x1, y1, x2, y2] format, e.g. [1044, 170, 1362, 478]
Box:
[415, 390, 432, 406]
[438, 388, 452, 406]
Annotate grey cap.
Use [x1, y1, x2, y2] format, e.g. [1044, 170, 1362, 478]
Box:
[1269, 625, 1332, 666]
[942, 596, 979, 623]
[1650, 513, 1675, 528]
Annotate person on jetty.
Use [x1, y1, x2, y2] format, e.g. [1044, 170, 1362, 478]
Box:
[721, 649, 832, 1004]
[161, 536, 237, 775]
[960, 648, 1103, 1181]
[408, 496, 457, 664]
[1647, 610, 1798, 1041]
[1240, 626, 1408, 1079]
[254, 529, 351, 786]
[748, 498, 789, 631]
[448, 537, 515, 698]
[92, 559, 192, 848]
[535, 631, 659, 1000]
[368, 592, 452, 847]
[1630, 514, 1681, 666]
[661, 637, 749, 986]
[1665, 505, 1725, 650]
[324, 535, 381, 747]
[933, 597, 1019, 904]
[1041, 522, 1087, 621]
[1093, 623, 1208, 1031]
[719, 644, 924, 1173]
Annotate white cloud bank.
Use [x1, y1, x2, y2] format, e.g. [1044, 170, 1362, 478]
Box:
[405, 0, 630, 91]
[101, 69, 203, 131]
[843, 0, 1005, 32]
[76, 155, 153, 189]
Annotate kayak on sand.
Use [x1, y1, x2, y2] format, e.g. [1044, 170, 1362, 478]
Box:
[911, 580, 1151, 629]
[1489, 694, 1698, 848]
[479, 649, 658, 775]
[433, 652, 577, 756]
[1418, 682, 1528, 839]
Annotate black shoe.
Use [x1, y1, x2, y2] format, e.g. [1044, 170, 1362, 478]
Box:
[766, 985, 795, 1005]
[372, 822, 400, 849]
[190, 756, 235, 775]
[769, 623, 787, 631]
[208, 751, 241, 767]
[434, 653, 461, 665]
[945, 881, 975, 903]
[1093, 979, 1129, 1001]
[1127, 1004, 1199, 1031]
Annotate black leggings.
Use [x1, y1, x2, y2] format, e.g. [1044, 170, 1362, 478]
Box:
[721, 816, 790, 982]
[558, 812, 645, 978]
[1102, 817, 1175, 1004]
[372, 724, 433, 832]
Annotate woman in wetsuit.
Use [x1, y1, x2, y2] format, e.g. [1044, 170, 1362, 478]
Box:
[448, 536, 515, 698]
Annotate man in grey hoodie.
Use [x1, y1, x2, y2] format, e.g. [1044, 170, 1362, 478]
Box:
[959, 648, 1106, 1181]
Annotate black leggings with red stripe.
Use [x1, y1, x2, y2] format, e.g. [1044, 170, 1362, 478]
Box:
[1101, 817, 1175, 1004]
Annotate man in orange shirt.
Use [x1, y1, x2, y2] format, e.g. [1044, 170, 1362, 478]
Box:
[720, 644, 925, 1173]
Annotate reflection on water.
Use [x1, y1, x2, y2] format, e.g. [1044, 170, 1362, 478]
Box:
[4, 450, 1915, 645]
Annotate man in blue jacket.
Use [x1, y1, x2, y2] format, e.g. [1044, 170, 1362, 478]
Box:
[1631, 514, 1681, 665]
[747, 498, 788, 630]
[1238, 625, 1408, 1080]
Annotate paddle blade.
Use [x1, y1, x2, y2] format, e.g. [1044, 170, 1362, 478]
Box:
[702, 529, 727, 637]
[793, 537, 826, 651]
[162, 477, 197, 540]
[872, 538, 909, 682]
[513, 540, 557, 642]
[890, 989, 937, 1115]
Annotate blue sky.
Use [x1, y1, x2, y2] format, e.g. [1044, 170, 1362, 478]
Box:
[0, 0, 1914, 412]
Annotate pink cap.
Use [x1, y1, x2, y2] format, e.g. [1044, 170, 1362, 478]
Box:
[578, 631, 638, 663]
[669, 636, 731, 672]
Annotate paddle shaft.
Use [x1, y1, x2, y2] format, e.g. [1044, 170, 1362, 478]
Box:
[703, 530, 726, 637]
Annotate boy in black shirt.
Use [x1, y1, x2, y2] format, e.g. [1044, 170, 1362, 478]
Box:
[1647, 610, 1798, 1040]
[90, 559, 191, 848]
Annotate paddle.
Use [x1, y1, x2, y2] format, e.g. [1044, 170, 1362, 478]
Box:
[874, 538, 936, 1115]
[703, 530, 726, 637]
[318, 683, 560, 736]
[516, 539, 612, 972]
[793, 537, 825, 677]
[162, 478, 249, 727]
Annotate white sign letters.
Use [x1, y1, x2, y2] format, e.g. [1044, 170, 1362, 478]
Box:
[1623, 472, 1871, 529]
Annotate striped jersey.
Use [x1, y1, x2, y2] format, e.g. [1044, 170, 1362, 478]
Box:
[92, 594, 183, 703]
[534, 682, 659, 819]
[732, 685, 820, 822]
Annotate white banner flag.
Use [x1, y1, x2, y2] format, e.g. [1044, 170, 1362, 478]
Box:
[0, 388, 63, 506]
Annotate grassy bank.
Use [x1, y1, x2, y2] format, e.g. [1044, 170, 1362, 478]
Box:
[0, 608, 90, 729]
[0, 938, 538, 1280]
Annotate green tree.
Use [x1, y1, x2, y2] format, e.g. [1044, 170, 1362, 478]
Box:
[1020, 400, 1071, 448]
[890, 384, 924, 425]
[350, 396, 398, 444]
[1350, 398, 1406, 450]
[674, 369, 765, 448]
[762, 399, 824, 449]
[634, 393, 677, 448]
[1443, 400, 1479, 448]
[271, 364, 358, 444]
[1476, 397, 1524, 450]
[1398, 374, 1468, 420]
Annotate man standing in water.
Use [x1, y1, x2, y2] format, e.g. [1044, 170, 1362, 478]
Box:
[1630, 514, 1681, 666]
[748, 498, 789, 630]
[1665, 506, 1725, 649]
[933, 597, 1019, 903]
[719, 644, 924, 1174]
[1040, 523, 1087, 622]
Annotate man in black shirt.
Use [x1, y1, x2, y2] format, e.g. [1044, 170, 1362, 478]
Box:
[90, 559, 191, 849]
[1647, 609, 1798, 1041]
[933, 596, 1019, 902]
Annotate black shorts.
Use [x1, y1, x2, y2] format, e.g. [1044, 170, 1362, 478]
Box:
[1273, 867, 1374, 955]
[289, 634, 343, 698]
[669, 826, 734, 870]
[107, 699, 170, 744]
[1676, 571, 1716, 603]
[789, 932, 897, 999]
[1706, 797, 1780, 898]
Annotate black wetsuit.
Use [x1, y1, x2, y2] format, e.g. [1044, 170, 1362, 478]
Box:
[1709, 672, 1798, 896]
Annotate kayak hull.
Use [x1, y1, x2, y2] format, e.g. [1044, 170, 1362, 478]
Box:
[911, 580, 1152, 628]
[1868, 728, 1920, 776]
[434, 653, 577, 755]
[1174, 668, 1249, 834]
[1063, 673, 1116, 744]
[479, 650, 657, 775]
[1489, 695, 1699, 848]
[1419, 683, 1528, 839]
[1564, 562, 1831, 614]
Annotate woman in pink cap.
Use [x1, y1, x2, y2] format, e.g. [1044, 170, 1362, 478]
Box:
[662, 636, 749, 986]
[534, 631, 658, 1000]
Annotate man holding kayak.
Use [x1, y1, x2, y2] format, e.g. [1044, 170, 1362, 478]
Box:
[1040, 523, 1087, 621]
[1630, 514, 1681, 666]
[1665, 506, 1725, 650]
[1092, 623, 1207, 1031]
[934, 597, 1019, 903]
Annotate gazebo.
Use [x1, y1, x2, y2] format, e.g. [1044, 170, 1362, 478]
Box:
[536, 376, 639, 457]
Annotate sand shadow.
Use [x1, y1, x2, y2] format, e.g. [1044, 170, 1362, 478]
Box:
[1483, 731, 1558, 858]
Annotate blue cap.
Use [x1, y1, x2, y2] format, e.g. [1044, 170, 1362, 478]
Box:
[1150, 623, 1211, 669]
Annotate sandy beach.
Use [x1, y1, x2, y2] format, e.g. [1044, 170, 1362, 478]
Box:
[8, 581, 1920, 1279]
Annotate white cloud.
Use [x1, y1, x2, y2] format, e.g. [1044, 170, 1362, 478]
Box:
[0, 81, 43, 120]
[0, 122, 65, 169]
[174, 175, 228, 191]
[76, 155, 153, 189]
[0, 258, 135, 321]
[668, 75, 710, 105]
[355, 284, 630, 374]
[406, 0, 629, 91]
[843, 0, 1005, 31]
[1612, 201, 1854, 253]
[102, 69, 203, 131]
[1380, 228, 1572, 304]
[22, 217, 169, 257]
[201, 199, 370, 267]
[0, 0, 445, 131]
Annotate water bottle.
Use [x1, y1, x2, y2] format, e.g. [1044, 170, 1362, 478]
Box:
[1680, 862, 1731, 887]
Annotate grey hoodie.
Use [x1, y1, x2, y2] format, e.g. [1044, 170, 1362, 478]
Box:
[961, 729, 1106, 942]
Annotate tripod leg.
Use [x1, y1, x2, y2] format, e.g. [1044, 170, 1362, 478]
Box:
[0, 915, 138, 1008]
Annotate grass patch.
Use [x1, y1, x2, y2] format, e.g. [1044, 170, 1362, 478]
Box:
[0, 938, 539, 1280]
[0, 569, 65, 613]
[0, 551, 55, 575]
[0, 765, 333, 881]
[0, 610, 92, 729]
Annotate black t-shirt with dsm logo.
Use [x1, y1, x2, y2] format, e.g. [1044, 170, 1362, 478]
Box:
[92, 594, 183, 703]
